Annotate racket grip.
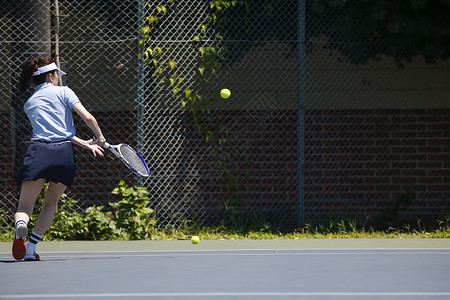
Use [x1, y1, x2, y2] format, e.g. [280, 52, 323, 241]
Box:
[93, 136, 109, 148]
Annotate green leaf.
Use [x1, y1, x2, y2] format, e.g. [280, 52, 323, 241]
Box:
[154, 47, 162, 56]
[146, 16, 159, 25]
[140, 26, 150, 35]
[141, 207, 153, 214]
[156, 5, 167, 15]
[167, 60, 177, 70]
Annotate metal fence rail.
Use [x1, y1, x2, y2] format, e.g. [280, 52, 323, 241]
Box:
[1, 0, 449, 233]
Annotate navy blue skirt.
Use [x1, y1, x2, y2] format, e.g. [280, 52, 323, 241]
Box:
[16, 141, 77, 187]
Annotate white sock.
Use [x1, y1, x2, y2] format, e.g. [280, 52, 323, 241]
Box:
[14, 220, 28, 239]
[15, 220, 27, 227]
[26, 231, 43, 255]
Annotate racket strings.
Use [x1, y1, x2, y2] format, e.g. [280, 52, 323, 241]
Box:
[119, 145, 149, 176]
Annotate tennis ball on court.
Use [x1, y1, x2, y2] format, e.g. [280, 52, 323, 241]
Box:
[220, 88, 231, 99]
[191, 236, 200, 244]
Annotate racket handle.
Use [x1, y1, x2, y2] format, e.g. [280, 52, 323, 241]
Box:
[93, 136, 109, 148]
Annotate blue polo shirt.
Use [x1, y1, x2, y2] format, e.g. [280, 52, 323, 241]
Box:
[24, 82, 80, 142]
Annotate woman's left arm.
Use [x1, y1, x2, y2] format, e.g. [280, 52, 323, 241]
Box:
[72, 102, 106, 146]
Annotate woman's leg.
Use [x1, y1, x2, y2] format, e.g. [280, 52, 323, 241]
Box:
[13, 179, 46, 260]
[23, 181, 67, 261]
[33, 181, 67, 236]
[14, 179, 47, 228]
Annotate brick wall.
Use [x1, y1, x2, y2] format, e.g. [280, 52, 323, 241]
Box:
[304, 109, 450, 223]
[1, 109, 449, 225]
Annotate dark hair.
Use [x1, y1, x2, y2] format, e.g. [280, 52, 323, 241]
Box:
[18, 57, 55, 93]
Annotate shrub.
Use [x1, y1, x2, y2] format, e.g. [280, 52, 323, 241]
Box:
[29, 180, 156, 240]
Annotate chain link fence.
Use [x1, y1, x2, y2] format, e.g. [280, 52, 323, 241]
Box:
[1, 0, 142, 231]
[1, 0, 449, 233]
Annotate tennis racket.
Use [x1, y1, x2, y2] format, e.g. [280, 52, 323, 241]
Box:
[95, 138, 149, 177]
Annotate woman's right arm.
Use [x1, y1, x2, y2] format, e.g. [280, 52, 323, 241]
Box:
[71, 136, 104, 157]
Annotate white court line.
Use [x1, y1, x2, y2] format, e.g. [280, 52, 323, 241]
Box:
[1, 292, 450, 298]
[1, 247, 449, 256]
[1, 249, 450, 260]
[9, 248, 450, 254]
[37, 249, 450, 257]
[37, 247, 450, 253]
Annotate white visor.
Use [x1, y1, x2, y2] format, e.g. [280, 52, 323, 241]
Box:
[32, 63, 67, 76]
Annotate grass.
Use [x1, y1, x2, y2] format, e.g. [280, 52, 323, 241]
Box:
[145, 228, 450, 241]
[145, 218, 450, 241]
[1, 218, 449, 242]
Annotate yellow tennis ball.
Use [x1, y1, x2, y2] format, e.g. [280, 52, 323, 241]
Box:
[191, 236, 200, 244]
[220, 88, 231, 99]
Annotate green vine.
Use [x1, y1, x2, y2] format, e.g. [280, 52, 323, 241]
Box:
[139, 0, 249, 208]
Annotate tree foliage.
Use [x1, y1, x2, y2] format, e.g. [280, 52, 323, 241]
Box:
[310, 0, 450, 65]
[210, 0, 450, 66]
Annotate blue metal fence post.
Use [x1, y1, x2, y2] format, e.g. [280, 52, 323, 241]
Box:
[137, 0, 145, 187]
[297, 0, 306, 226]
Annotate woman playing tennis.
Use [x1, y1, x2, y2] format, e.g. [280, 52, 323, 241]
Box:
[12, 57, 107, 261]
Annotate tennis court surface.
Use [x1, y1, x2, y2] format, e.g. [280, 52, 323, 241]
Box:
[1, 239, 449, 299]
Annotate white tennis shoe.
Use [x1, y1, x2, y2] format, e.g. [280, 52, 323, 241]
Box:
[24, 252, 41, 261]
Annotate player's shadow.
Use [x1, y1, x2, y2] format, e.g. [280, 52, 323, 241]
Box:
[0, 260, 20, 263]
[0, 256, 122, 263]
